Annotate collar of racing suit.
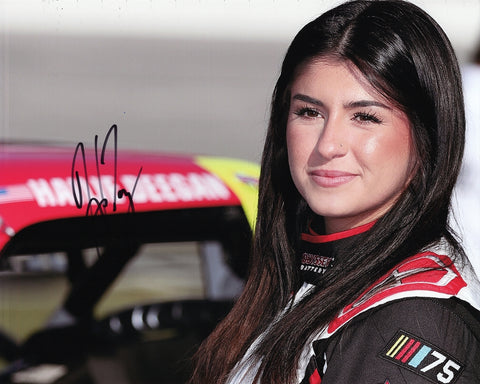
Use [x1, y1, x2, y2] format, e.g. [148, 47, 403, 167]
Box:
[299, 221, 375, 285]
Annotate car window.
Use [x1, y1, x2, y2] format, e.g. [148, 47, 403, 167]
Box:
[95, 242, 205, 318]
[0, 253, 69, 343]
[0, 241, 210, 345]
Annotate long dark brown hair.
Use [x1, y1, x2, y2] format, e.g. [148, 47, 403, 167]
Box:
[190, 1, 465, 383]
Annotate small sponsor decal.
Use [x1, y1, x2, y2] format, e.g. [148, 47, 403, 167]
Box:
[380, 330, 464, 383]
[301, 253, 334, 275]
[0, 185, 34, 204]
[235, 173, 258, 188]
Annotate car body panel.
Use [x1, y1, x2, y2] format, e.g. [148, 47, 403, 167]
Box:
[0, 143, 259, 254]
[195, 156, 259, 230]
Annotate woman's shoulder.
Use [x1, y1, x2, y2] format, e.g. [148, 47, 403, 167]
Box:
[300, 250, 480, 382]
[317, 297, 480, 383]
[324, 249, 480, 336]
[351, 296, 480, 342]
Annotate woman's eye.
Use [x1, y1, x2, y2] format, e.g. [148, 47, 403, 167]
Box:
[353, 112, 382, 124]
[294, 107, 322, 119]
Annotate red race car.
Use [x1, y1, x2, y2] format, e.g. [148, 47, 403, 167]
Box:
[0, 136, 259, 384]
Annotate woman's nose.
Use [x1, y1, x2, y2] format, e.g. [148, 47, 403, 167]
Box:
[315, 117, 348, 159]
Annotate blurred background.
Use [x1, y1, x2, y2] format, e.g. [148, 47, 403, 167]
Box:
[1, 0, 480, 164]
[0, 1, 479, 381]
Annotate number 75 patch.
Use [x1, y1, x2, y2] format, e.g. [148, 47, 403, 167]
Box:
[380, 330, 465, 383]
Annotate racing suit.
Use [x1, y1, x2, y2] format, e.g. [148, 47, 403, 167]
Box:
[226, 222, 480, 384]
[297, 222, 480, 383]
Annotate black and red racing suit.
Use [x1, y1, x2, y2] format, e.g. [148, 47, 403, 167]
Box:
[226, 222, 480, 384]
[297, 222, 480, 384]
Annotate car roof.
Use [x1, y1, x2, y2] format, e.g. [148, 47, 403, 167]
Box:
[0, 142, 259, 256]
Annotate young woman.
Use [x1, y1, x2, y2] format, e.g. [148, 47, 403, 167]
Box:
[190, 1, 480, 383]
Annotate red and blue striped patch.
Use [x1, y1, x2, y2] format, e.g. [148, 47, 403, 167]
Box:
[380, 330, 464, 383]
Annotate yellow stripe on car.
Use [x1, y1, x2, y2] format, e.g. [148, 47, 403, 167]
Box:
[196, 156, 259, 231]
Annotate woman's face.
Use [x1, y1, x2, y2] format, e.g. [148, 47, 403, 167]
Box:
[286, 59, 416, 234]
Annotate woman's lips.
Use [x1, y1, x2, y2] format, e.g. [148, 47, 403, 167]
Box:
[310, 170, 357, 187]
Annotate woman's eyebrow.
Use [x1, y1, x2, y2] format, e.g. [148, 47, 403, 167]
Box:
[292, 94, 324, 107]
[344, 100, 392, 110]
[292, 94, 392, 110]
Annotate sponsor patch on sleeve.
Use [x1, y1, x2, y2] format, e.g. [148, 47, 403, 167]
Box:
[380, 330, 464, 384]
